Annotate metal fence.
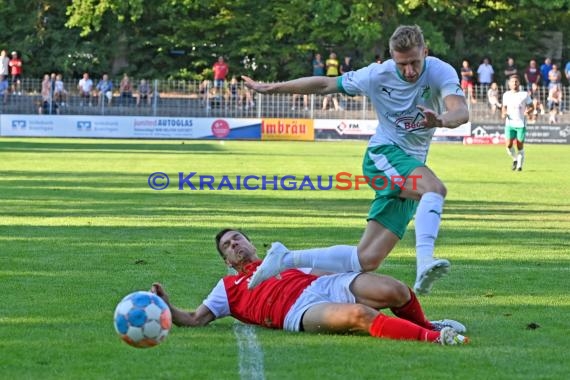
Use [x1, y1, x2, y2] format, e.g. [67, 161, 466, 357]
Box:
[1, 78, 568, 124]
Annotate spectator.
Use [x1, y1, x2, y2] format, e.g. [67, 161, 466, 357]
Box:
[241, 85, 255, 110]
[96, 73, 114, 106]
[487, 82, 502, 115]
[136, 79, 152, 106]
[339, 56, 354, 109]
[374, 54, 382, 64]
[54, 73, 68, 106]
[524, 59, 541, 89]
[225, 75, 254, 110]
[38, 100, 59, 115]
[38, 99, 59, 115]
[77, 72, 94, 106]
[460, 59, 477, 104]
[212, 56, 229, 96]
[198, 79, 212, 108]
[119, 73, 133, 105]
[340, 56, 353, 74]
[291, 93, 308, 111]
[312, 53, 325, 76]
[548, 64, 562, 90]
[565, 59, 570, 85]
[40, 74, 51, 102]
[296, 53, 323, 112]
[477, 57, 494, 100]
[540, 57, 552, 88]
[222, 76, 254, 110]
[225, 75, 238, 105]
[548, 64, 563, 112]
[503, 57, 518, 87]
[39, 74, 58, 115]
[547, 85, 562, 124]
[322, 52, 342, 111]
[0, 74, 9, 104]
[325, 52, 340, 77]
[0, 50, 9, 79]
[527, 82, 545, 123]
[8, 51, 23, 95]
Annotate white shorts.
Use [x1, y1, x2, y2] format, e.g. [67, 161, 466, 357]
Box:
[283, 272, 361, 332]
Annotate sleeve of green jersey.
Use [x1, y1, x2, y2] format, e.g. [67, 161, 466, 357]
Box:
[337, 76, 349, 95]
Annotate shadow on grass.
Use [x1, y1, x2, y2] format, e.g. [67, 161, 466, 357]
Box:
[1, 180, 568, 226]
[0, 140, 226, 154]
[1, 169, 568, 254]
[0, 139, 354, 158]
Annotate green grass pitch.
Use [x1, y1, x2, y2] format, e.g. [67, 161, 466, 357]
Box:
[1, 138, 569, 379]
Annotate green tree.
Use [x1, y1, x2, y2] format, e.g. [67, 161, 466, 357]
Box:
[1, 0, 568, 82]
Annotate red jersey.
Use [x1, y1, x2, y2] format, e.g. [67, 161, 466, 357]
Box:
[204, 261, 317, 329]
[212, 62, 229, 80]
[9, 58, 22, 76]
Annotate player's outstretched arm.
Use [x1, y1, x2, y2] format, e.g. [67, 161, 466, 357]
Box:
[242, 75, 338, 95]
[151, 283, 216, 327]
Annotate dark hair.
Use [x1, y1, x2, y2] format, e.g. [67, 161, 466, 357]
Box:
[214, 229, 251, 259]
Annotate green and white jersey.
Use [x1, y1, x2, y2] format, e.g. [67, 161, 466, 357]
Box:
[502, 90, 532, 128]
[338, 57, 463, 162]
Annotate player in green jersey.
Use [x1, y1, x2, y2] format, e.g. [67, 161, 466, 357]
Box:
[243, 25, 469, 295]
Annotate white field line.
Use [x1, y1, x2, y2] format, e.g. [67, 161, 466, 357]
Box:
[228, 268, 265, 380]
[233, 323, 266, 380]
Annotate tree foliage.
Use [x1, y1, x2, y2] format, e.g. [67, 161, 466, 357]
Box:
[0, 0, 568, 82]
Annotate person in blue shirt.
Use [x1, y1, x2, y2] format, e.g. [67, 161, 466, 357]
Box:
[96, 73, 114, 106]
[540, 57, 552, 88]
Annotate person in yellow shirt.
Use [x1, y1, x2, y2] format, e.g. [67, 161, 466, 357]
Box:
[322, 52, 343, 111]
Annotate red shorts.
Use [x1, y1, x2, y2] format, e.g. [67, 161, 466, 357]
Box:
[461, 80, 474, 89]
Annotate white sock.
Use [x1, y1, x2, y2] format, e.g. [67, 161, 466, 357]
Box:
[284, 245, 361, 273]
[506, 146, 516, 159]
[517, 149, 524, 168]
[415, 192, 444, 271]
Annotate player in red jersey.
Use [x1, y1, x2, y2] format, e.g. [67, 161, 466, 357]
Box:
[151, 229, 469, 345]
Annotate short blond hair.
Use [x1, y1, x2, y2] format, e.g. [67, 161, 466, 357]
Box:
[389, 25, 425, 54]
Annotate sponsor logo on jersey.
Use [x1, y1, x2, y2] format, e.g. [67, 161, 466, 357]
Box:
[381, 87, 394, 98]
[395, 112, 426, 131]
[420, 85, 432, 100]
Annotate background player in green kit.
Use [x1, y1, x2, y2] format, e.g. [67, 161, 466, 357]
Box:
[502, 74, 533, 171]
[243, 25, 469, 295]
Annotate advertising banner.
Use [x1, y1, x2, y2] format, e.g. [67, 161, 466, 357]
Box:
[463, 124, 570, 144]
[314, 119, 471, 140]
[261, 118, 314, 141]
[0, 115, 261, 139]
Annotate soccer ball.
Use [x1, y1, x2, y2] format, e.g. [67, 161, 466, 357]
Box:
[113, 291, 172, 348]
